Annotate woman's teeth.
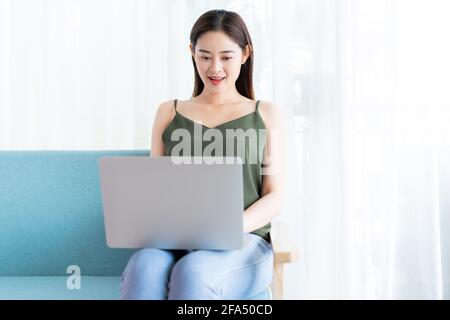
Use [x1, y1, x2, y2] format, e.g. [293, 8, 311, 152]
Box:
[208, 76, 225, 85]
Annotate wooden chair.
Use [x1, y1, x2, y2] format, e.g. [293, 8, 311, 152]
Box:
[270, 221, 299, 300]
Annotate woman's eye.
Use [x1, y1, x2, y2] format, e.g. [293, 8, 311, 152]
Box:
[200, 56, 233, 61]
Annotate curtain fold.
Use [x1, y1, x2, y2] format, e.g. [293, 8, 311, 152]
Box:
[295, 0, 450, 299]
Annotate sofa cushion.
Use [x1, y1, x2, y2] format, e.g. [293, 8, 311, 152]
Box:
[0, 150, 148, 276]
[0, 276, 271, 300]
[0, 276, 121, 300]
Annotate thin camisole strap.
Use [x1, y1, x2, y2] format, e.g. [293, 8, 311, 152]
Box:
[174, 99, 178, 112]
[255, 100, 261, 112]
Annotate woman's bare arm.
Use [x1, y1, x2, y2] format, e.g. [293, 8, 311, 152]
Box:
[243, 101, 285, 233]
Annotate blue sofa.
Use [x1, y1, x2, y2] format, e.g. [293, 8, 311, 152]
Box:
[0, 150, 271, 299]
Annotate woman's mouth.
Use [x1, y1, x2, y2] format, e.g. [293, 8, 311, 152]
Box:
[208, 76, 226, 85]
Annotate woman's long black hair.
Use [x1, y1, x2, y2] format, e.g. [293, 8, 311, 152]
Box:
[189, 9, 255, 100]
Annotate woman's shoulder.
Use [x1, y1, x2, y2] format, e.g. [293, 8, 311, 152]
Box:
[257, 99, 278, 112]
[155, 99, 177, 122]
[257, 100, 283, 129]
[152, 99, 177, 137]
[157, 99, 176, 113]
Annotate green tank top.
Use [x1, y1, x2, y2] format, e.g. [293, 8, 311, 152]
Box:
[162, 99, 271, 243]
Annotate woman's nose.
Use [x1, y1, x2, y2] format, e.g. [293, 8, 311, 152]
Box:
[210, 58, 223, 71]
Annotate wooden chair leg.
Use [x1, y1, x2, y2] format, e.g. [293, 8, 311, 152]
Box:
[272, 261, 284, 300]
[270, 221, 300, 300]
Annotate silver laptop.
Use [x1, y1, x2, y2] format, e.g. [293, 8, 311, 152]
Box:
[98, 156, 243, 250]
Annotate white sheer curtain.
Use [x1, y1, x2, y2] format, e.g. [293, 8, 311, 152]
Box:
[1, 0, 449, 299]
[294, 0, 450, 299]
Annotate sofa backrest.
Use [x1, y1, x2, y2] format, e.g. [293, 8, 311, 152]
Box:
[0, 150, 150, 276]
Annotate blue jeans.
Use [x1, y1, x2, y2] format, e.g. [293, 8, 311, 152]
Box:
[120, 233, 273, 300]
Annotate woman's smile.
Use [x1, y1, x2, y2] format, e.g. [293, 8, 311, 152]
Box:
[208, 76, 226, 85]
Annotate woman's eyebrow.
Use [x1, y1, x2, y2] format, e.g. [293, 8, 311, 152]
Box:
[198, 49, 235, 54]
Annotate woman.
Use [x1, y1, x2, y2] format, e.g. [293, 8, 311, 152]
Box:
[121, 9, 284, 300]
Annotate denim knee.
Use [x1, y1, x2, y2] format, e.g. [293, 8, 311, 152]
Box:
[167, 235, 274, 300]
[120, 248, 176, 300]
[127, 248, 175, 274]
[168, 253, 219, 300]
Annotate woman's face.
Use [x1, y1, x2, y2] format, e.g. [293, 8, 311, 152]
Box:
[190, 31, 250, 93]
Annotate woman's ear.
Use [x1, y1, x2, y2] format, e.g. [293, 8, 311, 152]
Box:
[241, 44, 252, 64]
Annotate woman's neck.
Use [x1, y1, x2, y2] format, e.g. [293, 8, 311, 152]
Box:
[194, 89, 245, 107]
